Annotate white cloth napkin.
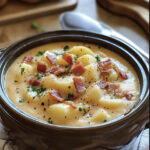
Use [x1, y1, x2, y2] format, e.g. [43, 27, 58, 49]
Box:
[0, 120, 149, 150]
[120, 129, 149, 150]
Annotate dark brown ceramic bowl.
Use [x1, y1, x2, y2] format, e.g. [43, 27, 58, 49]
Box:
[0, 30, 149, 150]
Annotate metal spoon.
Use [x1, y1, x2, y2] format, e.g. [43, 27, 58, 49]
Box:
[60, 12, 149, 61]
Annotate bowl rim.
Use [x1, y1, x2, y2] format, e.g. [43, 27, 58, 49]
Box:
[0, 30, 149, 131]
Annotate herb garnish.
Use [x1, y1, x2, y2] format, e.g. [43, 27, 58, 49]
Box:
[78, 106, 87, 116]
[95, 55, 101, 62]
[54, 52, 64, 56]
[21, 68, 25, 75]
[78, 107, 82, 112]
[65, 65, 70, 74]
[66, 68, 70, 74]
[65, 93, 74, 101]
[35, 74, 42, 80]
[74, 55, 79, 63]
[36, 51, 45, 56]
[31, 22, 45, 32]
[83, 108, 87, 116]
[65, 65, 69, 68]
[64, 45, 69, 51]
[19, 99, 25, 103]
[104, 120, 107, 123]
[16, 88, 19, 94]
[27, 86, 46, 98]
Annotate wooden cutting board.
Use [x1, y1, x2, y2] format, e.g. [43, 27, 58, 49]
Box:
[0, 0, 77, 25]
[97, 0, 149, 34]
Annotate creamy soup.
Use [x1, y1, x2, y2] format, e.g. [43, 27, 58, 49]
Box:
[6, 42, 140, 127]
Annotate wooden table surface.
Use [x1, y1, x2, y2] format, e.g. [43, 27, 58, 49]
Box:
[0, 0, 149, 149]
[0, 0, 149, 54]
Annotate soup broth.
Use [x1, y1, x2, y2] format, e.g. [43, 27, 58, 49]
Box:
[6, 42, 140, 127]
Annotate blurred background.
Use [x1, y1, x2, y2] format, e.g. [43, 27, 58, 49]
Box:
[0, 0, 149, 53]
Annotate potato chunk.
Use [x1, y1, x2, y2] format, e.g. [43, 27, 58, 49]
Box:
[91, 109, 109, 123]
[77, 54, 96, 66]
[99, 98, 122, 109]
[83, 64, 100, 83]
[48, 104, 71, 124]
[55, 55, 69, 66]
[69, 46, 94, 56]
[41, 74, 77, 95]
[107, 69, 118, 82]
[96, 51, 107, 58]
[16, 63, 33, 82]
[82, 85, 103, 104]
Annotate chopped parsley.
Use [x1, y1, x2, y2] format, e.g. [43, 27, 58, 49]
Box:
[36, 51, 45, 56]
[66, 68, 70, 74]
[68, 93, 74, 99]
[16, 88, 19, 94]
[78, 106, 87, 116]
[64, 45, 69, 51]
[27, 86, 46, 98]
[54, 52, 64, 56]
[35, 74, 42, 80]
[104, 120, 107, 123]
[21, 68, 25, 75]
[83, 108, 87, 116]
[78, 107, 82, 112]
[74, 55, 79, 63]
[19, 99, 25, 103]
[65, 65, 69, 68]
[31, 22, 45, 32]
[65, 93, 74, 101]
[95, 55, 101, 62]
[65, 65, 70, 74]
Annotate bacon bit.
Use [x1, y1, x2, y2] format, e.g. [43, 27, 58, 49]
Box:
[125, 94, 133, 100]
[29, 78, 40, 86]
[73, 77, 86, 93]
[98, 59, 112, 69]
[54, 68, 67, 76]
[49, 91, 64, 102]
[46, 56, 55, 65]
[101, 69, 112, 76]
[97, 81, 108, 89]
[37, 62, 47, 73]
[24, 56, 33, 63]
[119, 72, 128, 80]
[65, 101, 77, 109]
[113, 66, 120, 73]
[62, 53, 73, 65]
[71, 62, 85, 76]
[50, 67, 59, 74]
[107, 84, 119, 93]
[114, 89, 124, 98]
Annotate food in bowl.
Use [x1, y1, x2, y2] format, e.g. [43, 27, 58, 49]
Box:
[6, 42, 140, 127]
